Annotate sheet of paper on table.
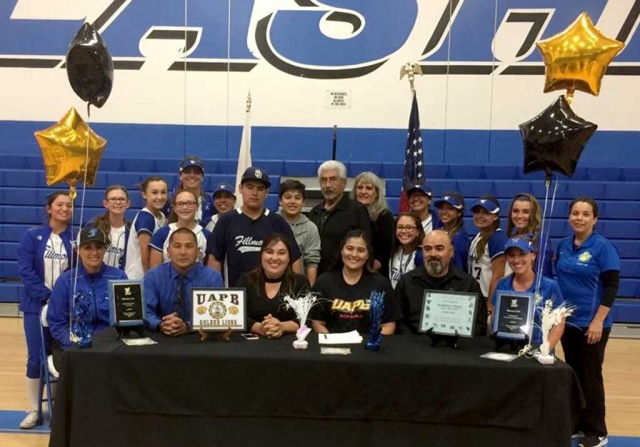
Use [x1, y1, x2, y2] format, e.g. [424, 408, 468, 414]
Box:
[480, 352, 519, 362]
[320, 347, 352, 355]
[121, 337, 158, 346]
[318, 330, 363, 345]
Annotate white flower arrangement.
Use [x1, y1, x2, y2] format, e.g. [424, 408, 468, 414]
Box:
[283, 291, 320, 350]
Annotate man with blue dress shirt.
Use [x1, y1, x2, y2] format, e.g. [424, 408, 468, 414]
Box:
[145, 227, 223, 336]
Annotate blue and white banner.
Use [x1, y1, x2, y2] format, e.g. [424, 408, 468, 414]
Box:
[0, 0, 638, 163]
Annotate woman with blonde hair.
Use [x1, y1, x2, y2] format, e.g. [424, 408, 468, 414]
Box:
[351, 172, 395, 278]
[506, 193, 553, 277]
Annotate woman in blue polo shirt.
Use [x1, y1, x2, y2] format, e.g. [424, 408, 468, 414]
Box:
[17, 192, 73, 429]
[434, 192, 469, 272]
[556, 197, 620, 447]
[491, 236, 565, 350]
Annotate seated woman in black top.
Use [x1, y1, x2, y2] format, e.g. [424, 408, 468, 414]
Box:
[236, 234, 309, 338]
[311, 230, 400, 334]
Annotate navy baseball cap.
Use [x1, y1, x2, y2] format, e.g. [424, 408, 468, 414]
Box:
[179, 157, 205, 173]
[79, 227, 108, 247]
[241, 167, 271, 187]
[470, 197, 500, 214]
[504, 237, 535, 254]
[434, 194, 464, 210]
[406, 184, 433, 197]
[212, 182, 235, 198]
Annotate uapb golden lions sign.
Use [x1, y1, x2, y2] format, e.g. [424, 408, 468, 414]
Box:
[192, 288, 247, 332]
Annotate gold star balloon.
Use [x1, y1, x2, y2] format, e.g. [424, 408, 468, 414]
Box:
[34, 108, 106, 199]
[536, 12, 624, 97]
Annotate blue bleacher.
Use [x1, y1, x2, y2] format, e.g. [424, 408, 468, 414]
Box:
[282, 160, 318, 177]
[1, 157, 637, 321]
[0, 282, 21, 303]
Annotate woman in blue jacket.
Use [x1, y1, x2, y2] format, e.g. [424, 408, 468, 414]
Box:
[47, 227, 127, 353]
[556, 197, 620, 447]
[17, 192, 73, 429]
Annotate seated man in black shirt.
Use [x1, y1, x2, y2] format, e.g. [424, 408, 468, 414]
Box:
[395, 230, 487, 335]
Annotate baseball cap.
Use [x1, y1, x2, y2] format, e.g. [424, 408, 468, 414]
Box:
[212, 182, 235, 198]
[470, 197, 500, 214]
[179, 157, 205, 174]
[434, 194, 464, 210]
[504, 237, 535, 254]
[406, 184, 433, 197]
[79, 227, 108, 247]
[241, 167, 271, 187]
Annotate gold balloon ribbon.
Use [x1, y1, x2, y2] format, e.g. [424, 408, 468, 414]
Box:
[536, 12, 624, 97]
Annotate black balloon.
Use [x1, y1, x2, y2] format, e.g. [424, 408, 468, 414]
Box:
[66, 23, 114, 108]
[519, 95, 597, 178]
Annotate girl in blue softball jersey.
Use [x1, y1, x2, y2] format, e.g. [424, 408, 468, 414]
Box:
[506, 193, 554, 277]
[468, 195, 511, 312]
[434, 192, 469, 273]
[84, 185, 131, 271]
[125, 177, 168, 279]
[17, 192, 74, 429]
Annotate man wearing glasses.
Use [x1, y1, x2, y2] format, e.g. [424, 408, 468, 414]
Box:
[308, 160, 371, 275]
[207, 167, 302, 286]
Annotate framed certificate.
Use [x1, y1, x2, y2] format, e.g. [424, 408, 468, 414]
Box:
[492, 291, 535, 341]
[418, 290, 479, 338]
[108, 280, 146, 328]
[191, 288, 247, 332]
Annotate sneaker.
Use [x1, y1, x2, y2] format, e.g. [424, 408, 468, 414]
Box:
[572, 431, 585, 439]
[19, 410, 42, 429]
[579, 435, 608, 447]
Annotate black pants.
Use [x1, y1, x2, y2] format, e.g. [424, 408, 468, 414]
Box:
[561, 325, 610, 437]
[51, 340, 65, 376]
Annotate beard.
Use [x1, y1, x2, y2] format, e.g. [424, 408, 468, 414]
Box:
[425, 259, 444, 276]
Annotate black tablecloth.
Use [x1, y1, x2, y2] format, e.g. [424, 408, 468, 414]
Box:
[49, 331, 583, 447]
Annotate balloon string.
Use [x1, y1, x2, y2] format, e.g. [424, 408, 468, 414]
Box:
[487, 0, 499, 161]
[441, 0, 453, 162]
[70, 104, 92, 343]
[535, 175, 558, 296]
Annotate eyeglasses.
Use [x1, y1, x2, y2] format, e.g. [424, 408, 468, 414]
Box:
[397, 226, 418, 232]
[175, 201, 198, 208]
[107, 197, 127, 203]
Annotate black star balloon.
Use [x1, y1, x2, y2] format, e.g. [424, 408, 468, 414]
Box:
[66, 22, 114, 108]
[519, 95, 597, 178]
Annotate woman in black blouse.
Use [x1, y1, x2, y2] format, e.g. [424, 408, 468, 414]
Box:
[236, 234, 309, 338]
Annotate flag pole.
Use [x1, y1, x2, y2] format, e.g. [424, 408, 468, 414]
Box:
[398, 62, 425, 214]
[332, 125, 338, 160]
[235, 91, 252, 207]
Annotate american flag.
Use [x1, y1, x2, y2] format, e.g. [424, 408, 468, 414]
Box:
[398, 93, 425, 213]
